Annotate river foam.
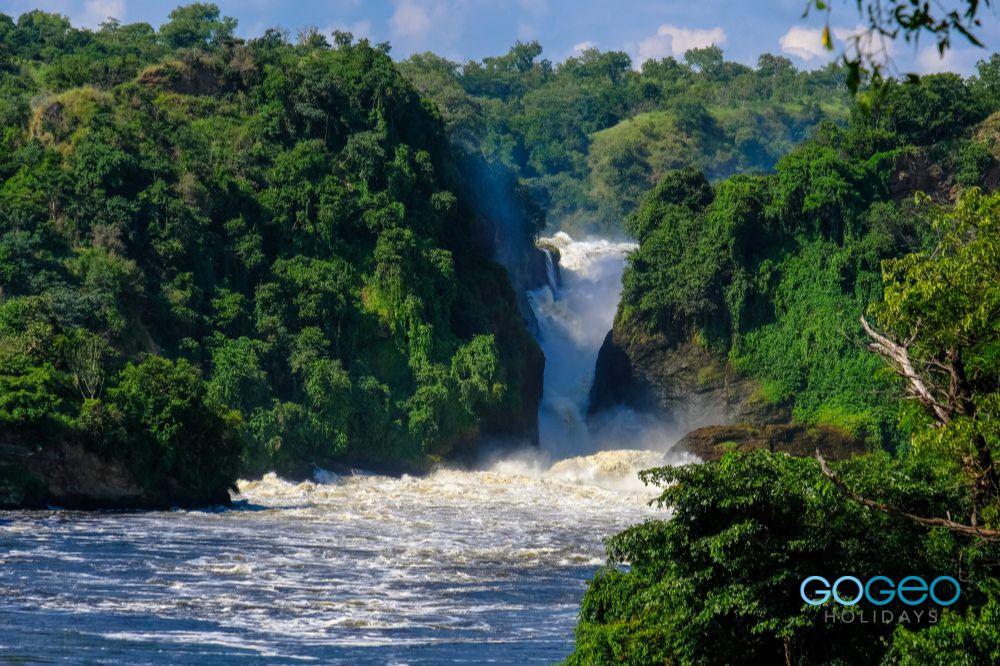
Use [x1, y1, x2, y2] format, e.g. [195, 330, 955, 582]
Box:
[0, 234, 689, 664]
[0, 447, 666, 664]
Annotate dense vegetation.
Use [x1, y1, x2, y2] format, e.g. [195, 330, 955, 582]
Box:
[615, 68, 1000, 448]
[0, 5, 544, 500]
[4, 4, 1000, 661]
[401, 43, 852, 234]
[570, 66, 1000, 663]
[569, 449, 1000, 665]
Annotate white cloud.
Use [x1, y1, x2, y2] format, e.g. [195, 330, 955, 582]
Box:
[778, 23, 900, 69]
[632, 24, 726, 65]
[77, 0, 126, 28]
[572, 40, 596, 53]
[388, 0, 469, 54]
[390, 0, 434, 39]
[778, 26, 827, 61]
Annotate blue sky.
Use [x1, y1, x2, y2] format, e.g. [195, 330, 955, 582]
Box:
[2, 0, 998, 74]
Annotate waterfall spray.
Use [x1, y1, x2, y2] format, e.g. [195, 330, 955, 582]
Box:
[526, 233, 686, 461]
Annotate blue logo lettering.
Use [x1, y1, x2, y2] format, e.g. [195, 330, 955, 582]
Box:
[800, 575, 961, 607]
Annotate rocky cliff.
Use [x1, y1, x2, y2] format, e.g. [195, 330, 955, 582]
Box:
[589, 318, 789, 429]
[0, 438, 232, 510]
[588, 317, 867, 461]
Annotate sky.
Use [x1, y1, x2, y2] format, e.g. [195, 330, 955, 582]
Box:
[1, 0, 998, 75]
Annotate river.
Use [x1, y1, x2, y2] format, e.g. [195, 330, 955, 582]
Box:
[0, 234, 689, 664]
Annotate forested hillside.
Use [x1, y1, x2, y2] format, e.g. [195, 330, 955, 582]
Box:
[0, 6, 543, 506]
[571, 62, 1000, 664]
[591, 68, 1000, 449]
[401, 43, 851, 234]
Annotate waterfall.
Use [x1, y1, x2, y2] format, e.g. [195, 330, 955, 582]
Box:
[542, 248, 559, 293]
[526, 232, 691, 461]
[525, 234, 624, 457]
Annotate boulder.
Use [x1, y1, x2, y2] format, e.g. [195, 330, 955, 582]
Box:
[674, 423, 867, 462]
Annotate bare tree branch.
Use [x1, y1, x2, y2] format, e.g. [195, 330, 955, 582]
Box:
[815, 448, 1000, 541]
[67, 335, 106, 400]
[859, 315, 952, 424]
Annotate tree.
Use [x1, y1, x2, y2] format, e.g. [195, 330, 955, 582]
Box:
[624, 167, 713, 241]
[13, 11, 78, 60]
[972, 53, 1000, 106]
[885, 73, 985, 145]
[450, 335, 505, 411]
[841, 189, 1000, 533]
[757, 53, 795, 77]
[65, 329, 109, 400]
[568, 451, 978, 665]
[108, 356, 243, 495]
[684, 45, 724, 76]
[207, 336, 269, 414]
[159, 3, 236, 49]
[0, 361, 65, 427]
[805, 0, 993, 91]
[301, 357, 351, 444]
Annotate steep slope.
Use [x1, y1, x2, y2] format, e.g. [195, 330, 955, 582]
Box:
[590, 73, 1000, 455]
[0, 14, 543, 506]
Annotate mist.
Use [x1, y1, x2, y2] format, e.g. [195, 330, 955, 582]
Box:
[525, 232, 693, 463]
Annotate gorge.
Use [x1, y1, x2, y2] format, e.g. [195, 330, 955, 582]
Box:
[3, 5, 1000, 663]
[0, 231, 686, 664]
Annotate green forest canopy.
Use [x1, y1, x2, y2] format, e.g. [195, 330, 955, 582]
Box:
[401, 41, 854, 234]
[567, 45, 1000, 666]
[0, 6, 544, 500]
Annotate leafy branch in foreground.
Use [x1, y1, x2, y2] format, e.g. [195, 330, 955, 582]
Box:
[816, 190, 1000, 538]
[806, 0, 992, 91]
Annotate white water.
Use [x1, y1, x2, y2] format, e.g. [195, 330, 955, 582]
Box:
[0, 233, 693, 664]
[528, 232, 689, 461]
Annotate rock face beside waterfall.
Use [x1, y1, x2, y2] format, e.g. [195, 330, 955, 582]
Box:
[589, 317, 789, 429]
[0, 438, 232, 510]
[587, 316, 869, 460]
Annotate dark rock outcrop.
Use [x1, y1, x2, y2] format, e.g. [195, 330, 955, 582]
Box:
[889, 152, 953, 203]
[525, 244, 559, 291]
[534, 240, 562, 288]
[0, 439, 232, 510]
[511, 245, 557, 337]
[589, 329, 659, 415]
[589, 318, 789, 430]
[586, 317, 863, 465]
[674, 423, 867, 462]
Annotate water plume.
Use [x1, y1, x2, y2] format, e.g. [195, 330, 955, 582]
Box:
[526, 232, 690, 463]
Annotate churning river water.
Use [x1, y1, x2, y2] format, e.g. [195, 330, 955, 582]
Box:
[0, 235, 690, 664]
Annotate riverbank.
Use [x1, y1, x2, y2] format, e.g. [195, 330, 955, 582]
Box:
[0, 449, 662, 664]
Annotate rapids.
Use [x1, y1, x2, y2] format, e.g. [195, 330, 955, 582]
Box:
[0, 234, 690, 664]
